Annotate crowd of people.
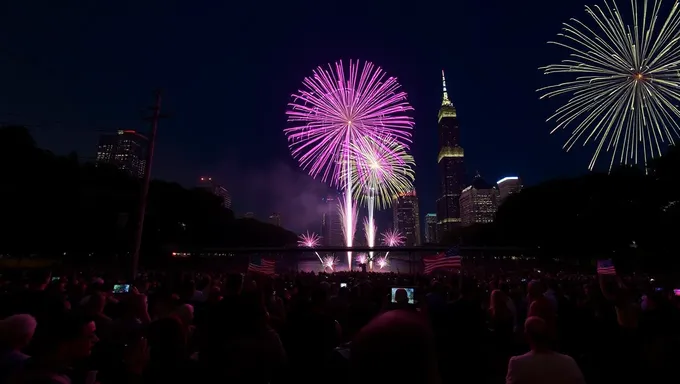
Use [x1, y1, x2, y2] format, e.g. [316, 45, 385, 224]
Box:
[0, 266, 679, 383]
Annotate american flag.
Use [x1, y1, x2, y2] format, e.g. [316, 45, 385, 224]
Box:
[423, 248, 462, 274]
[247, 256, 276, 275]
[596, 259, 616, 275]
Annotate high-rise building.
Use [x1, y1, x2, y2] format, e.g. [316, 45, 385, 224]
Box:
[393, 190, 421, 246]
[198, 177, 232, 209]
[497, 176, 522, 205]
[321, 195, 343, 246]
[269, 212, 281, 227]
[460, 174, 498, 226]
[435, 71, 465, 240]
[425, 213, 437, 244]
[96, 129, 148, 178]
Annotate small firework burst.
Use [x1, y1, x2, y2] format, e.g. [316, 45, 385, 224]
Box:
[376, 257, 388, 269]
[323, 255, 336, 271]
[356, 253, 368, 265]
[297, 231, 321, 248]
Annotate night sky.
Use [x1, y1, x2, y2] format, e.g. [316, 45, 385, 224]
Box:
[1, 1, 598, 232]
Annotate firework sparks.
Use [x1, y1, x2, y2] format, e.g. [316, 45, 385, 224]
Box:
[285, 60, 414, 185]
[376, 257, 388, 269]
[381, 228, 406, 247]
[297, 231, 321, 248]
[356, 253, 368, 265]
[338, 190, 358, 267]
[539, 0, 680, 171]
[285, 60, 414, 268]
[323, 255, 336, 271]
[348, 136, 416, 210]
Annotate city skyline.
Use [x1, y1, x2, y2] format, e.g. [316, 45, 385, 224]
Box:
[2, 1, 618, 234]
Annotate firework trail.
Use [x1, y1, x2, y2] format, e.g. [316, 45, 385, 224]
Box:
[348, 136, 415, 259]
[338, 191, 358, 268]
[297, 231, 323, 263]
[539, 0, 680, 171]
[285, 60, 414, 267]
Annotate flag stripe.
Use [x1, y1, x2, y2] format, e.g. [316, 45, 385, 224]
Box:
[423, 247, 461, 274]
[248, 259, 276, 275]
[596, 260, 616, 275]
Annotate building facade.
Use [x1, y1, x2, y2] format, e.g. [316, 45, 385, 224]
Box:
[198, 177, 232, 209]
[96, 130, 148, 178]
[435, 71, 465, 240]
[497, 176, 522, 205]
[393, 190, 421, 246]
[321, 195, 343, 246]
[425, 213, 437, 244]
[460, 174, 498, 226]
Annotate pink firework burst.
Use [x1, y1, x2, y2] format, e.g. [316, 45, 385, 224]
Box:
[285, 60, 414, 186]
[356, 253, 368, 265]
[298, 231, 321, 248]
[323, 255, 336, 271]
[376, 257, 388, 269]
[381, 229, 405, 247]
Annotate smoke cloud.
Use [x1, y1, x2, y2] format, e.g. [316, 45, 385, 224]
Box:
[216, 161, 334, 234]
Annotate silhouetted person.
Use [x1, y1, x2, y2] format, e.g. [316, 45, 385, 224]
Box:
[506, 317, 585, 384]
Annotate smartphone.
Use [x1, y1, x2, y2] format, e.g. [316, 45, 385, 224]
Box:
[521, 278, 526, 282]
[113, 284, 130, 294]
[340, 283, 347, 288]
[390, 287, 415, 304]
[673, 289, 680, 297]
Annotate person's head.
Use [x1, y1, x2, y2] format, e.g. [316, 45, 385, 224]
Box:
[490, 290, 507, 314]
[527, 280, 544, 299]
[84, 292, 106, 315]
[351, 310, 440, 384]
[394, 288, 409, 305]
[173, 304, 194, 327]
[524, 316, 551, 351]
[33, 313, 99, 364]
[0, 314, 37, 351]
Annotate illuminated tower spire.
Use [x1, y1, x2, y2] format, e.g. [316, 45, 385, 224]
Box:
[441, 70, 453, 107]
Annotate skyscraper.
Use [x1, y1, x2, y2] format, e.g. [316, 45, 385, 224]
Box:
[269, 212, 282, 227]
[460, 174, 498, 226]
[425, 213, 437, 244]
[497, 176, 522, 205]
[435, 71, 465, 240]
[321, 195, 343, 246]
[96, 129, 148, 178]
[393, 190, 421, 246]
[198, 177, 232, 209]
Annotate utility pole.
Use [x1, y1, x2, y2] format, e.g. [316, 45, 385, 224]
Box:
[131, 90, 166, 278]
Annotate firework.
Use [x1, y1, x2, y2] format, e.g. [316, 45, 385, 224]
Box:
[356, 253, 368, 265]
[348, 136, 416, 210]
[285, 60, 414, 185]
[323, 255, 336, 271]
[297, 231, 321, 248]
[285, 60, 414, 267]
[381, 228, 406, 247]
[338, 190, 358, 267]
[298, 231, 323, 264]
[376, 257, 388, 269]
[539, 0, 680, 171]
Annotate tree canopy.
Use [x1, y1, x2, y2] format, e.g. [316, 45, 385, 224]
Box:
[0, 126, 298, 264]
[444, 147, 680, 269]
